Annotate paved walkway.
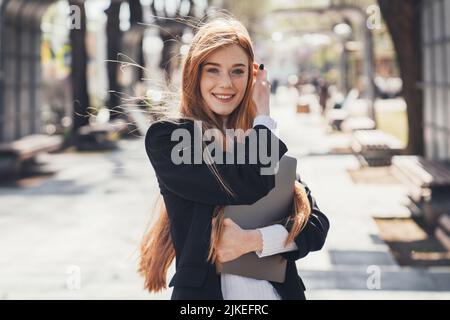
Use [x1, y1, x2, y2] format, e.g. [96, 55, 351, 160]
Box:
[1, 92, 450, 299]
[272, 93, 450, 299]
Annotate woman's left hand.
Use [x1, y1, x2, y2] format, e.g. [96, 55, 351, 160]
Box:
[214, 218, 262, 263]
[252, 62, 271, 117]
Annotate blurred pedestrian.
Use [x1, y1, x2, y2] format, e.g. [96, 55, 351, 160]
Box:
[318, 79, 330, 115]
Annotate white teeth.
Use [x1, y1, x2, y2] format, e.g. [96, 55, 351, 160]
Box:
[214, 94, 234, 100]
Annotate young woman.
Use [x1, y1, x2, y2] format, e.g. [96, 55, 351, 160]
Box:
[139, 16, 329, 300]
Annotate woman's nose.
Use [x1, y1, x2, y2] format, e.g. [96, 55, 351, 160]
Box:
[219, 73, 233, 88]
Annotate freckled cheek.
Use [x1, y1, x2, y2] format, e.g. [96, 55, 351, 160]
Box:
[200, 79, 214, 98]
[233, 79, 248, 98]
[200, 76, 220, 93]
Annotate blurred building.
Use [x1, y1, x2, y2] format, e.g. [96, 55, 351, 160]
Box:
[0, 0, 61, 143]
[0, 0, 449, 162]
[422, 0, 450, 161]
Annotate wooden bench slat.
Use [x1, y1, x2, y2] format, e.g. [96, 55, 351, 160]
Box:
[352, 129, 404, 167]
[392, 155, 450, 229]
[392, 160, 431, 189]
[392, 156, 450, 188]
[0, 134, 62, 161]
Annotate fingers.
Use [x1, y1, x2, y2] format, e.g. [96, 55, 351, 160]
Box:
[223, 218, 234, 226]
[253, 63, 267, 81]
[216, 250, 233, 263]
[215, 218, 234, 230]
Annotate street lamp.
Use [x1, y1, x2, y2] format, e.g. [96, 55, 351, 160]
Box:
[333, 22, 352, 94]
[333, 22, 352, 39]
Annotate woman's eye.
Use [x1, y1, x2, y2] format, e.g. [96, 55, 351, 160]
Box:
[232, 69, 245, 75]
[206, 68, 219, 74]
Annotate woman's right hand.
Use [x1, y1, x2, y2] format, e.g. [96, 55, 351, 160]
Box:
[214, 218, 263, 263]
[252, 63, 271, 117]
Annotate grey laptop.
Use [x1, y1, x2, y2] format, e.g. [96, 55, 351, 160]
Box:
[217, 155, 297, 283]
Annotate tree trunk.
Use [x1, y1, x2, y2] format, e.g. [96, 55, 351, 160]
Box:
[159, 30, 179, 84]
[378, 0, 424, 156]
[128, 0, 144, 82]
[150, 0, 192, 84]
[106, 0, 122, 120]
[69, 0, 90, 142]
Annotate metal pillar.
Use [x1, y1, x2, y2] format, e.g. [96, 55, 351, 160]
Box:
[0, 0, 10, 142]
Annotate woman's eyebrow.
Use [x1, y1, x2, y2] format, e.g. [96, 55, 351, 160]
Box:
[203, 62, 247, 68]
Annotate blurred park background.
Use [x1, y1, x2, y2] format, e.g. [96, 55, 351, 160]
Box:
[1, 0, 450, 299]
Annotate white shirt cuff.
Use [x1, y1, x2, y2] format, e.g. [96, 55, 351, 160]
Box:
[255, 224, 298, 258]
[252, 115, 280, 139]
[252, 115, 277, 130]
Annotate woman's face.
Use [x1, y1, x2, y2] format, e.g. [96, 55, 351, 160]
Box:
[200, 44, 249, 119]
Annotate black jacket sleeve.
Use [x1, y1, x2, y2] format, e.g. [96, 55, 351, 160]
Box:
[280, 173, 330, 261]
[145, 120, 288, 206]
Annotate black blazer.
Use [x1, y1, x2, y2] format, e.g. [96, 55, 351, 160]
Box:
[145, 119, 330, 300]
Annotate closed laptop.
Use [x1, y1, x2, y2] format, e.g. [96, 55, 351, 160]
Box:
[218, 155, 297, 283]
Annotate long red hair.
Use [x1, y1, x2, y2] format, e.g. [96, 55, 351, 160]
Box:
[138, 16, 311, 293]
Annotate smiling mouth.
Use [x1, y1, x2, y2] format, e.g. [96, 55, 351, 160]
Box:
[212, 93, 236, 103]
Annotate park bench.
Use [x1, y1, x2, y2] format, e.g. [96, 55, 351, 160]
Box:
[435, 213, 450, 252]
[351, 129, 404, 166]
[340, 116, 375, 132]
[76, 105, 149, 150]
[326, 89, 368, 131]
[392, 156, 450, 231]
[327, 108, 348, 130]
[76, 121, 125, 151]
[0, 134, 62, 177]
